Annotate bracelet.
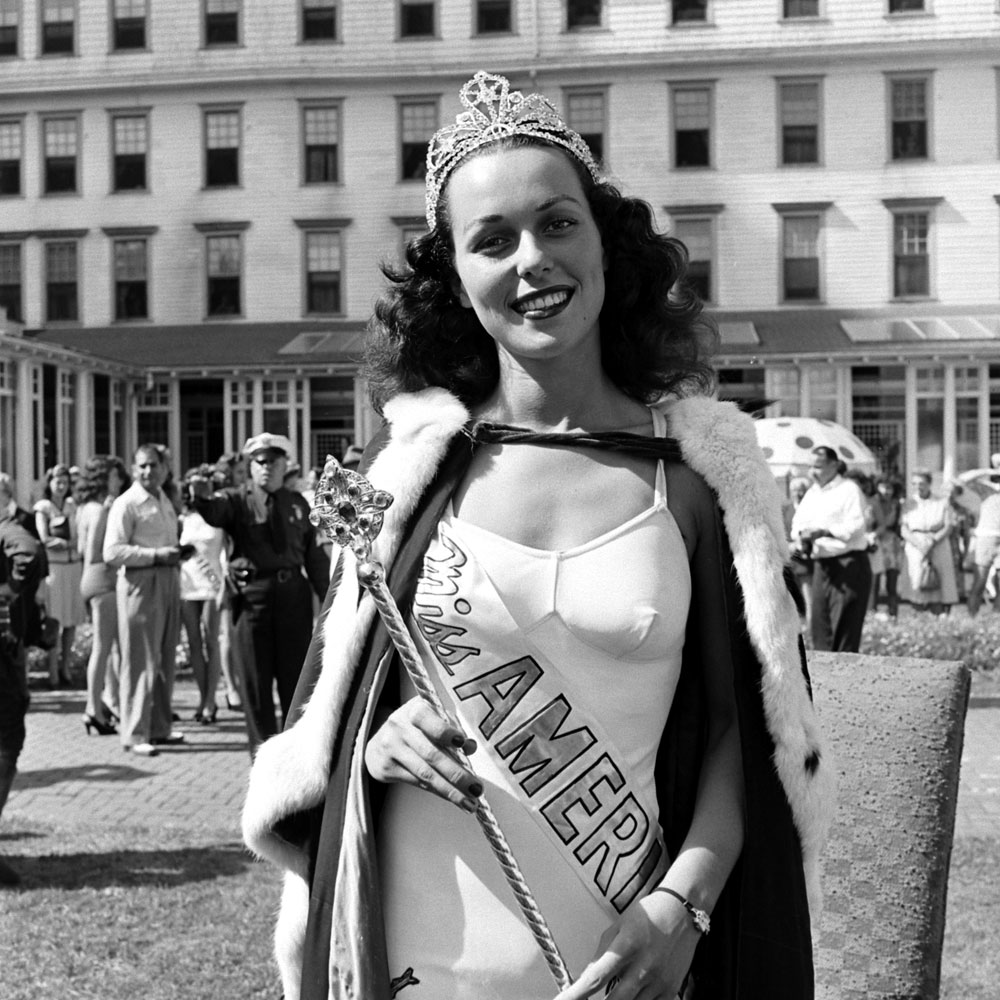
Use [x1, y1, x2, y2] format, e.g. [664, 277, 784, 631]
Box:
[649, 887, 711, 935]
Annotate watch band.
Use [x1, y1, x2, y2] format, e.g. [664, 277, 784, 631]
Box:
[650, 886, 711, 935]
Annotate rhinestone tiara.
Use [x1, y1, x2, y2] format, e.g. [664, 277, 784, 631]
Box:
[424, 70, 602, 230]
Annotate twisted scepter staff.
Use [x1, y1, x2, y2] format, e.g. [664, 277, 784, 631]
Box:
[310, 456, 572, 992]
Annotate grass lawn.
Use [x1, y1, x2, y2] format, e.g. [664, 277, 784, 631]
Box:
[0, 820, 283, 1000]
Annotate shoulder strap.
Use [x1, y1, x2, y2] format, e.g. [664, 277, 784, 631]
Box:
[472, 421, 684, 461]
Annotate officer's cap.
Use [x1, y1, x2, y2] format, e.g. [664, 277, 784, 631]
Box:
[243, 433, 294, 462]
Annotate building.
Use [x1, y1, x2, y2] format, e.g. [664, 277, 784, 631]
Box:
[1, 0, 999, 504]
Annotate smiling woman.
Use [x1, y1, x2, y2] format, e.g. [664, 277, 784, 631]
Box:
[243, 71, 833, 1000]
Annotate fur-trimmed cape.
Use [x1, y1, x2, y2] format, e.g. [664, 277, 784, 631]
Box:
[243, 388, 835, 1000]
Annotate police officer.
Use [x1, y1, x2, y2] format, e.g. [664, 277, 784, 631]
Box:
[0, 506, 44, 885]
[192, 434, 329, 753]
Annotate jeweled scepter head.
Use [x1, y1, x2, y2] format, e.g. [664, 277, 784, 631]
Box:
[309, 456, 393, 567]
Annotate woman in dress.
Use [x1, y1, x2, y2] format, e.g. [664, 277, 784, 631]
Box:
[243, 72, 832, 1000]
[34, 464, 86, 687]
[900, 470, 959, 616]
[179, 465, 227, 724]
[870, 478, 903, 618]
[76, 455, 129, 734]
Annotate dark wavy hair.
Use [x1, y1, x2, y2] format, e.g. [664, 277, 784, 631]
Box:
[74, 455, 130, 504]
[42, 463, 73, 500]
[364, 135, 717, 414]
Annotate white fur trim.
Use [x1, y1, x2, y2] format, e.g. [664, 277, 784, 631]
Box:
[660, 396, 836, 925]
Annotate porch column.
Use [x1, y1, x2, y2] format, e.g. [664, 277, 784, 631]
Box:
[14, 358, 34, 506]
[75, 369, 94, 464]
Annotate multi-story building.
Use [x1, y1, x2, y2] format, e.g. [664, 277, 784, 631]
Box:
[1, 0, 998, 503]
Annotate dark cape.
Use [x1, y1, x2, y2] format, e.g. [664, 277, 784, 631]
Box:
[243, 388, 835, 1000]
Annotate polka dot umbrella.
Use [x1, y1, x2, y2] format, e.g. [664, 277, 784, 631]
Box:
[753, 417, 879, 479]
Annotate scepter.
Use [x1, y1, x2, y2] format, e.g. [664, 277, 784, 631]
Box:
[310, 456, 572, 992]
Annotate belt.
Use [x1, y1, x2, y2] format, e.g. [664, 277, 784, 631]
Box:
[255, 568, 300, 584]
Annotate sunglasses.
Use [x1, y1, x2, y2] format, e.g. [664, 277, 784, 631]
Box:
[251, 453, 284, 465]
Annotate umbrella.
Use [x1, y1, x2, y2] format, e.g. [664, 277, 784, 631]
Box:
[956, 468, 1000, 501]
[753, 417, 879, 479]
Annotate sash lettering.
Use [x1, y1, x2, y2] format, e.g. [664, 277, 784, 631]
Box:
[411, 523, 668, 915]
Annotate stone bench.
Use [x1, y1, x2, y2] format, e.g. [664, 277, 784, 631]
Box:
[810, 653, 970, 1000]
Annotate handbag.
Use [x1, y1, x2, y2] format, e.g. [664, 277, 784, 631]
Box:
[25, 604, 61, 650]
[918, 557, 941, 592]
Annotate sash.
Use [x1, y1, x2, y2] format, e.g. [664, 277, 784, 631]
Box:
[409, 519, 669, 919]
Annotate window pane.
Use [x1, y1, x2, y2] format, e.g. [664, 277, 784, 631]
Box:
[889, 0, 923, 10]
[206, 0, 239, 44]
[0, 121, 20, 195]
[0, 244, 21, 322]
[206, 111, 239, 148]
[891, 79, 927, 159]
[400, 1, 433, 35]
[44, 118, 77, 157]
[0, 0, 17, 57]
[114, 239, 147, 279]
[41, 0, 74, 53]
[893, 213, 929, 296]
[673, 0, 707, 22]
[303, 2, 336, 40]
[784, 0, 818, 15]
[476, 0, 510, 32]
[567, 92, 604, 161]
[206, 112, 240, 186]
[567, 0, 601, 28]
[114, 116, 147, 154]
[401, 101, 436, 179]
[674, 88, 710, 167]
[673, 218, 711, 300]
[46, 243, 78, 321]
[207, 235, 240, 275]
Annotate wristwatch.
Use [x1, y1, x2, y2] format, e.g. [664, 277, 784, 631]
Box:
[650, 886, 711, 935]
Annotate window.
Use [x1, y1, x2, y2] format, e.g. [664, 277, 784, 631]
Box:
[302, 0, 335, 41]
[112, 0, 146, 49]
[476, 0, 511, 32]
[779, 80, 820, 165]
[783, 0, 818, 15]
[41, 0, 74, 54]
[672, 218, 713, 302]
[0, 243, 22, 322]
[567, 0, 601, 28]
[205, 0, 239, 45]
[672, 0, 707, 23]
[305, 231, 342, 314]
[889, 0, 923, 11]
[893, 210, 930, 297]
[112, 113, 148, 191]
[45, 241, 78, 322]
[113, 238, 148, 319]
[890, 76, 929, 160]
[0, 119, 21, 195]
[303, 104, 339, 183]
[782, 215, 821, 301]
[399, 99, 437, 180]
[204, 109, 240, 187]
[396, 218, 426, 259]
[565, 90, 606, 164]
[42, 116, 79, 194]
[206, 234, 242, 315]
[672, 85, 711, 168]
[0, 0, 18, 57]
[400, 0, 434, 36]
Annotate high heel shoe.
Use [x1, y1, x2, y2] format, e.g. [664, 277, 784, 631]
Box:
[101, 702, 120, 724]
[82, 713, 117, 736]
[201, 705, 218, 725]
[225, 696, 243, 713]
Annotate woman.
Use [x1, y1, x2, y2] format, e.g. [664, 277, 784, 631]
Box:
[243, 72, 832, 1000]
[214, 451, 247, 711]
[900, 470, 959, 616]
[34, 464, 86, 687]
[869, 477, 904, 618]
[76, 455, 129, 734]
[179, 465, 227, 723]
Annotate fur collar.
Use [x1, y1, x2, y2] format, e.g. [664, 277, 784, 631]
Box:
[244, 387, 833, 921]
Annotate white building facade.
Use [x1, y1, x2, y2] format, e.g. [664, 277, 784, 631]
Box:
[1, 0, 998, 502]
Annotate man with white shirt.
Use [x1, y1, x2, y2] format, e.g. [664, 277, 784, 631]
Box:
[103, 444, 183, 756]
[790, 446, 872, 652]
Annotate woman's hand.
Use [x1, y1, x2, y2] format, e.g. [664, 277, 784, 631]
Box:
[552, 891, 700, 1000]
[44, 537, 68, 551]
[364, 696, 481, 813]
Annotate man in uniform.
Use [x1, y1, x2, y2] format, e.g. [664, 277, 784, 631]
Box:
[192, 433, 329, 753]
[0, 497, 45, 885]
[790, 445, 872, 652]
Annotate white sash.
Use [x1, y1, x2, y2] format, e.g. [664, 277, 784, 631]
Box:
[410, 519, 669, 919]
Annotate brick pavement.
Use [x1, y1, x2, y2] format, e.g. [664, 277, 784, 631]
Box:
[4, 671, 999, 842]
[5, 674, 251, 837]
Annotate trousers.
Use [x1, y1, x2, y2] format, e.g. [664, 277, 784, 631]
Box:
[233, 572, 313, 753]
[117, 566, 180, 746]
[810, 552, 872, 653]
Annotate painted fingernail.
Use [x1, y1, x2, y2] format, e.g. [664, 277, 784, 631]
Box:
[469, 782, 483, 797]
[451, 734, 466, 748]
[461, 797, 478, 813]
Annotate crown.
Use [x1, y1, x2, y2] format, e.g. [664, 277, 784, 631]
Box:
[425, 70, 602, 230]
